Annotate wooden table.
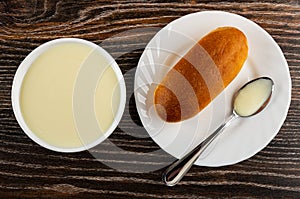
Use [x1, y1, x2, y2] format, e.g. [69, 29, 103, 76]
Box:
[1, 0, 299, 198]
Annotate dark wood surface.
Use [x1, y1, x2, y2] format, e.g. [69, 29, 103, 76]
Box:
[0, 0, 299, 198]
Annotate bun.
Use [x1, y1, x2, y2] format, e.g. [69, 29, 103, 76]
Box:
[154, 27, 248, 122]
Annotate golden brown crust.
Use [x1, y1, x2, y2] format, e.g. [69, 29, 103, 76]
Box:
[154, 27, 248, 122]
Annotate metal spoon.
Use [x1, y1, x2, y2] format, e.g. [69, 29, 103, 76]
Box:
[162, 77, 274, 186]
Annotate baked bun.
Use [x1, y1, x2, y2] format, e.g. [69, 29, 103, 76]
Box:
[154, 27, 248, 122]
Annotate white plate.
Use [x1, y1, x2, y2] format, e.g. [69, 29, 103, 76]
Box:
[134, 11, 291, 166]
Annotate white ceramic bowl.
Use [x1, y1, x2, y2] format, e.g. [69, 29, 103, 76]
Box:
[11, 38, 126, 152]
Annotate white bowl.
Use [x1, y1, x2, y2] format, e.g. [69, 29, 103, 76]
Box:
[12, 38, 126, 152]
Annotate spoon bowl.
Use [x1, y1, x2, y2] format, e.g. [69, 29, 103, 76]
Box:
[233, 77, 274, 118]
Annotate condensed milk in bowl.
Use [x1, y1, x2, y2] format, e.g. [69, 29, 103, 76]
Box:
[12, 38, 126, 152]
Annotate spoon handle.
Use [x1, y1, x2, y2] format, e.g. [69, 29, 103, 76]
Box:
[162, 114, 238, 186]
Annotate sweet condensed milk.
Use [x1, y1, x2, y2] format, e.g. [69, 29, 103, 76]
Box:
[13, 39, 125, 152]
[234, 78, 273, 117]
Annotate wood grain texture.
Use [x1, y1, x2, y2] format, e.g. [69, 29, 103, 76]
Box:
[0, 0, 299, 198]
